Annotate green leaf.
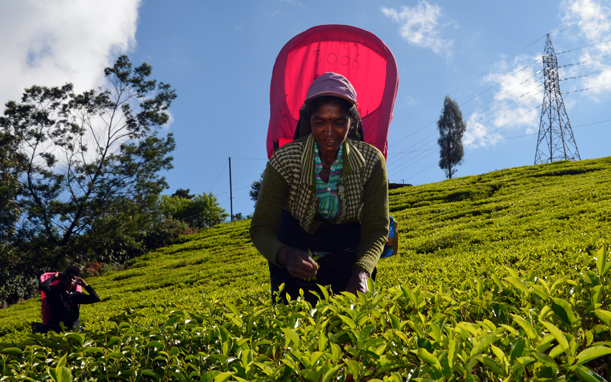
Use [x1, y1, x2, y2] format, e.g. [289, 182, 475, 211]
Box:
[389, 313, 401, 330]
[592, 285, 603, 305]
[551, 297, 577, 326]
[225, 301, 240, 316]
[594, 309, 611, 326]
[53, 355, 72, 382]
[0, 347, 23, 355]
[586, 331, 594, 346]
[318, 332, 328, 352]
[64, 333, 84, 346]
[357, 325, 374, 349]
[338, 315, 356, 329]
[504, 276, 529, 295]
[510, 337, 526, 360]
[57, 354, 67, 368]
[218, 326, 230, 343]
[254, 362, 274, 376]
[541, 322, 569, 354]
[532, 352, 557, 367]
[214, 372, 235, 382]
[145, 341, 164, 349]
[550, 276, 570, 293]
[141, 369, 161, 380]
[448, 338, 458, 367]
[511, 315, 537, 340]
[282, 328, 300, 347]
[345, 359, 361, 380]
[575, 346, 611, 365]
[82, 347, 104, 354]
[481, 356, 505, 376]
[417, 348, 440, 369]
[596, 247, 609, 277]
[317, 284, 330, 301]
[322, 365, 342, 382]
[574, 365, 606, 382]
[470, 335, 499, 357]
[500, 324, 519, 336]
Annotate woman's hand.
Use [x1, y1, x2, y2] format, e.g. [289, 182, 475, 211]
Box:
[75, 277, 88, 287]
[346, 266, 369, 294]
[277, 247, 319, 280]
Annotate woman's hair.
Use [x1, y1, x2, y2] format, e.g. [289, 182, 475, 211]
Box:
[294, 96, 364, 141]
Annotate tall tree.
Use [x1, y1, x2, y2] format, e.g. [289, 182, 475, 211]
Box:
[437, 95, 466, 179]
[249, 171, 264, 207]
[0, 131, 22, 245]
[0, 55, 176, 268]
[171, 188, 193, 200]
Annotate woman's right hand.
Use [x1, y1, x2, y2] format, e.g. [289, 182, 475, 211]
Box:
[277, 247, 319, 280]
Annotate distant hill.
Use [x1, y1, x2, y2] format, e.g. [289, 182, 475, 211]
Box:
[1, 157, 610, 380]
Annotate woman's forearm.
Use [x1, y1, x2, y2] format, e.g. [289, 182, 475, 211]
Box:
[250, 164, 290, 267]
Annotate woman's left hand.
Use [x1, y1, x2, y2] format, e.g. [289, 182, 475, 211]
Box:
[346, 267, 369, 294]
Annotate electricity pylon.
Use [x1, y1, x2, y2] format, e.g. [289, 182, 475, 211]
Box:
[534, 34, 581, 165]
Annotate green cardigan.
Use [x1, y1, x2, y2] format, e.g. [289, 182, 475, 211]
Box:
[249, 135, 389, 275]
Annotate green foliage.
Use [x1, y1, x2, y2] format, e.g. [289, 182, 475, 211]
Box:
[2, 255, 611, 380]
[1, 157, 611, 380]
[0, 131, 21, 244]
[250, 171, 264, 207]
[0, 55, 176, 269]
[159, 192, 228, 229]
[437, 95, 466, 179]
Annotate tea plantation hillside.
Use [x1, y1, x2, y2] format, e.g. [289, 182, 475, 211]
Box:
[1, 157, 611, 381]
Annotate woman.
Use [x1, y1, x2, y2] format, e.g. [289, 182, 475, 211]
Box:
[250, 72, 389, 304]
[38, 266, 100, 332]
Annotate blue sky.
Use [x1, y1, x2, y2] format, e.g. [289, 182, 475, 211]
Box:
[1, 0, 610, 217]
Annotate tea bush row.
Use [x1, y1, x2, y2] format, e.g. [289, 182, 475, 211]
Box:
[2, 247, 611, 380]
[0, 157, 610, 380]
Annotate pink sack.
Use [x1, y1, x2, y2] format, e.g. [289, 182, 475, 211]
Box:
[267, 24, 399, 160]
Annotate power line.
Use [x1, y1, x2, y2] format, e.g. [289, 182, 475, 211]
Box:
[388, 104, 543, 178]
[390, 61, 544, 151]
[388, 32, 552, 135]
[559, 70, 605, 82]
[389, 34, 611, 156]
[387, 117, 610, 184]
[389, 31, 611, 180]
[388, 86, 544, 173]
[215, 184, 251, 196]
[387, 43, 607, 172]
[562, 82, 611, 94]
[556, 38, 611, 55]
[208, 161, 227, 193]
[395, 162, 439, 183]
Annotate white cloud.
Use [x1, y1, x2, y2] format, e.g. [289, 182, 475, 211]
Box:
[562, 0, 611, 43]
[0, 0, 141, 107]
[381, 1, 454, 56]
[405, 94, 419, 106]
[463, 114, 503, 148]
[465, 0, 611, 149]
[561, 0, 611, 99]
[464, 55, 543, 148]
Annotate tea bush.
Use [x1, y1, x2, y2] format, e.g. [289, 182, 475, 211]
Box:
[1, 157, 611, 381]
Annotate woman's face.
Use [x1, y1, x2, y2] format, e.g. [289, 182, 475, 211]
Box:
[310, 98, 351, 157]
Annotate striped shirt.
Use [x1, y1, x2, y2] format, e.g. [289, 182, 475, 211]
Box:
[314, 143, 343, 219]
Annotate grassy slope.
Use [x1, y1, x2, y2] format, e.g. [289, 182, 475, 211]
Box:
[1, 157, 610, 340]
